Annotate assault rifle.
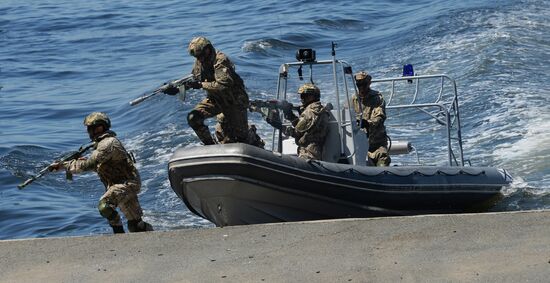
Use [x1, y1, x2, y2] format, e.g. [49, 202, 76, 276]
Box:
[17, 143, 95, 189]
[129, 74, 198, 106]
[248, 99, 300, 117]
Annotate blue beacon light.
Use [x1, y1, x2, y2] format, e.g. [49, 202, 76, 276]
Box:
[403, 64, 414, 83]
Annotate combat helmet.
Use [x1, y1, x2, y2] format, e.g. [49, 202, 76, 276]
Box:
[298, 83, 321, 99]
[188, 36, 213, 57]
[354, 71, 372, 85]
[84, 112, 111, 129]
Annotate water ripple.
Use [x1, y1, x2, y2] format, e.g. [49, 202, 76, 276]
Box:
[0, 0, 548, 239]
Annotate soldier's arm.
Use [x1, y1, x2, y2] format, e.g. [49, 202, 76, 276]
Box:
[352, 96, 366, 127]
[279, 116, 299, 138]
[63, 139, 115, 174]
[293, 110, 317, 135]
[279, 109, 312, 138]
[201, 56, 234, 92]
[282, 126, 302, 139]
[367, 96, 386, 128]
[63, 154, 97, 174]
[289, 116, 300, 127]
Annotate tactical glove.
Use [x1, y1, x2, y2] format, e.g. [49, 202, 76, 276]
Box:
[266, 117, 283, 130]
[184, 81, 202, 89]
[281, 100, 297, 121]
[48, 162, 64, 172]
[266, 109, 283, 130]
[162, 84, 179, 95]
[280, 100, 292, 112]
[284, 111, 298, 121]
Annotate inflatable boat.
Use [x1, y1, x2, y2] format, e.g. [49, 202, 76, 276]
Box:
[168, 47, 512, 226]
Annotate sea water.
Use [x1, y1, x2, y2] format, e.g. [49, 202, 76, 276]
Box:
[0, 0, 548, 239]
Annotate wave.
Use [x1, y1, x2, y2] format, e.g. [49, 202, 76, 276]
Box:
[1, 0, 549, 238]
[314, 18, 367, 31]
[242, 38, 301, 56]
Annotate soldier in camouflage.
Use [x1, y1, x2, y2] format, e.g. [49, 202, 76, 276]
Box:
[352, 71, 391, 166]
[163, 36, 264, 148]
[52, 112, 153, 234]
[266, 83, 330, 160]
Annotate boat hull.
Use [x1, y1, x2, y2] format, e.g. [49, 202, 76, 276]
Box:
[168, 144, 510, 226]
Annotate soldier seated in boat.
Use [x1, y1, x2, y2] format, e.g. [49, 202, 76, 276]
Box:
[50, 112, 153, 234]
[352, 71, 391, 166]
[266, 83, 330, 160]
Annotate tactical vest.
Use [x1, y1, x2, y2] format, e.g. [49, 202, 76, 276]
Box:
[353, 90, 388, 147]
[295, 101, 329, 147]
[192, 51, 249, 109]
[95, 134, 140, 188]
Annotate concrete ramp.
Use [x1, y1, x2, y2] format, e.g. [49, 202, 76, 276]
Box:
[1, 210, 549, 282]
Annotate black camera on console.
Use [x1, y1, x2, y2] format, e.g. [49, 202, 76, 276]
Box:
[296, 49, 316, 62]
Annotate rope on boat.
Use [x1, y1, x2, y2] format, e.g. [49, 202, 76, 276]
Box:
[310, 160, 486, 178]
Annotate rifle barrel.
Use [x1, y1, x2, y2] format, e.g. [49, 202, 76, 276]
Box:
[17, 167, 49, 189]
[129, 74, 195, 106]
[129, 89, 162, 106]
[17, 143, 94, 190]
[17, 178, 34, 189]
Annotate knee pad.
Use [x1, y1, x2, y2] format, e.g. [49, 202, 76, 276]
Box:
[98, 200, 117, 220]
[378, 155, 391, 166]
[376, 154, 391, 167]
[187, 110, 204, 127]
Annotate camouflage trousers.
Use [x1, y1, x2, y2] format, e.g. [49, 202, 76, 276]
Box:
[367, 143, 391, 167]
[189, 98, 264, 148]
[188, 98, 249, 145]
[298, 143, 323, 160]
[99, 182, 143, 226]
[216, 122, 265, 148]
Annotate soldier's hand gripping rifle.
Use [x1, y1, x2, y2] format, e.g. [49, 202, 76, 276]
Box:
[17, 143, 95, 190]
[248, 99, 300, 118]
[249, 99, 301, 130]
[129, 74, 199, 106]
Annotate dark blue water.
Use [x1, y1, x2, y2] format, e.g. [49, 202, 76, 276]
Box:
[1, 0, 548, 239]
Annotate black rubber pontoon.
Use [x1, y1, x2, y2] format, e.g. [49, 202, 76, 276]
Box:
[168, 143, 509, 226]
[168, 51, 512, 227]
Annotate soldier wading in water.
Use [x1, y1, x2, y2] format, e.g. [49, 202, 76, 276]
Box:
[51, 112, 153, 234]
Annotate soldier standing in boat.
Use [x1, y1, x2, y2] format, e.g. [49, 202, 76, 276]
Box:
[51, 112, 153, 234]
[352, 71, 391, 166]
[163, 36, 263, 148]
[266, 83, 330, 160]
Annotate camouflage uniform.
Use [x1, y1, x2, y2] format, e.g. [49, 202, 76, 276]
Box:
[352, 89, 391, 166]
[281, 84, 330, 160]
[215, 117, 265, 148]
[65, 131, 144, 226]
[187, 37, 263, 147]
[63, 113, 150, 233]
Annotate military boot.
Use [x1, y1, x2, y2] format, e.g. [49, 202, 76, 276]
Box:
[127, 219, 154, 232]
[111, 225, 125, 234]
[193, 125, 216, 145]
